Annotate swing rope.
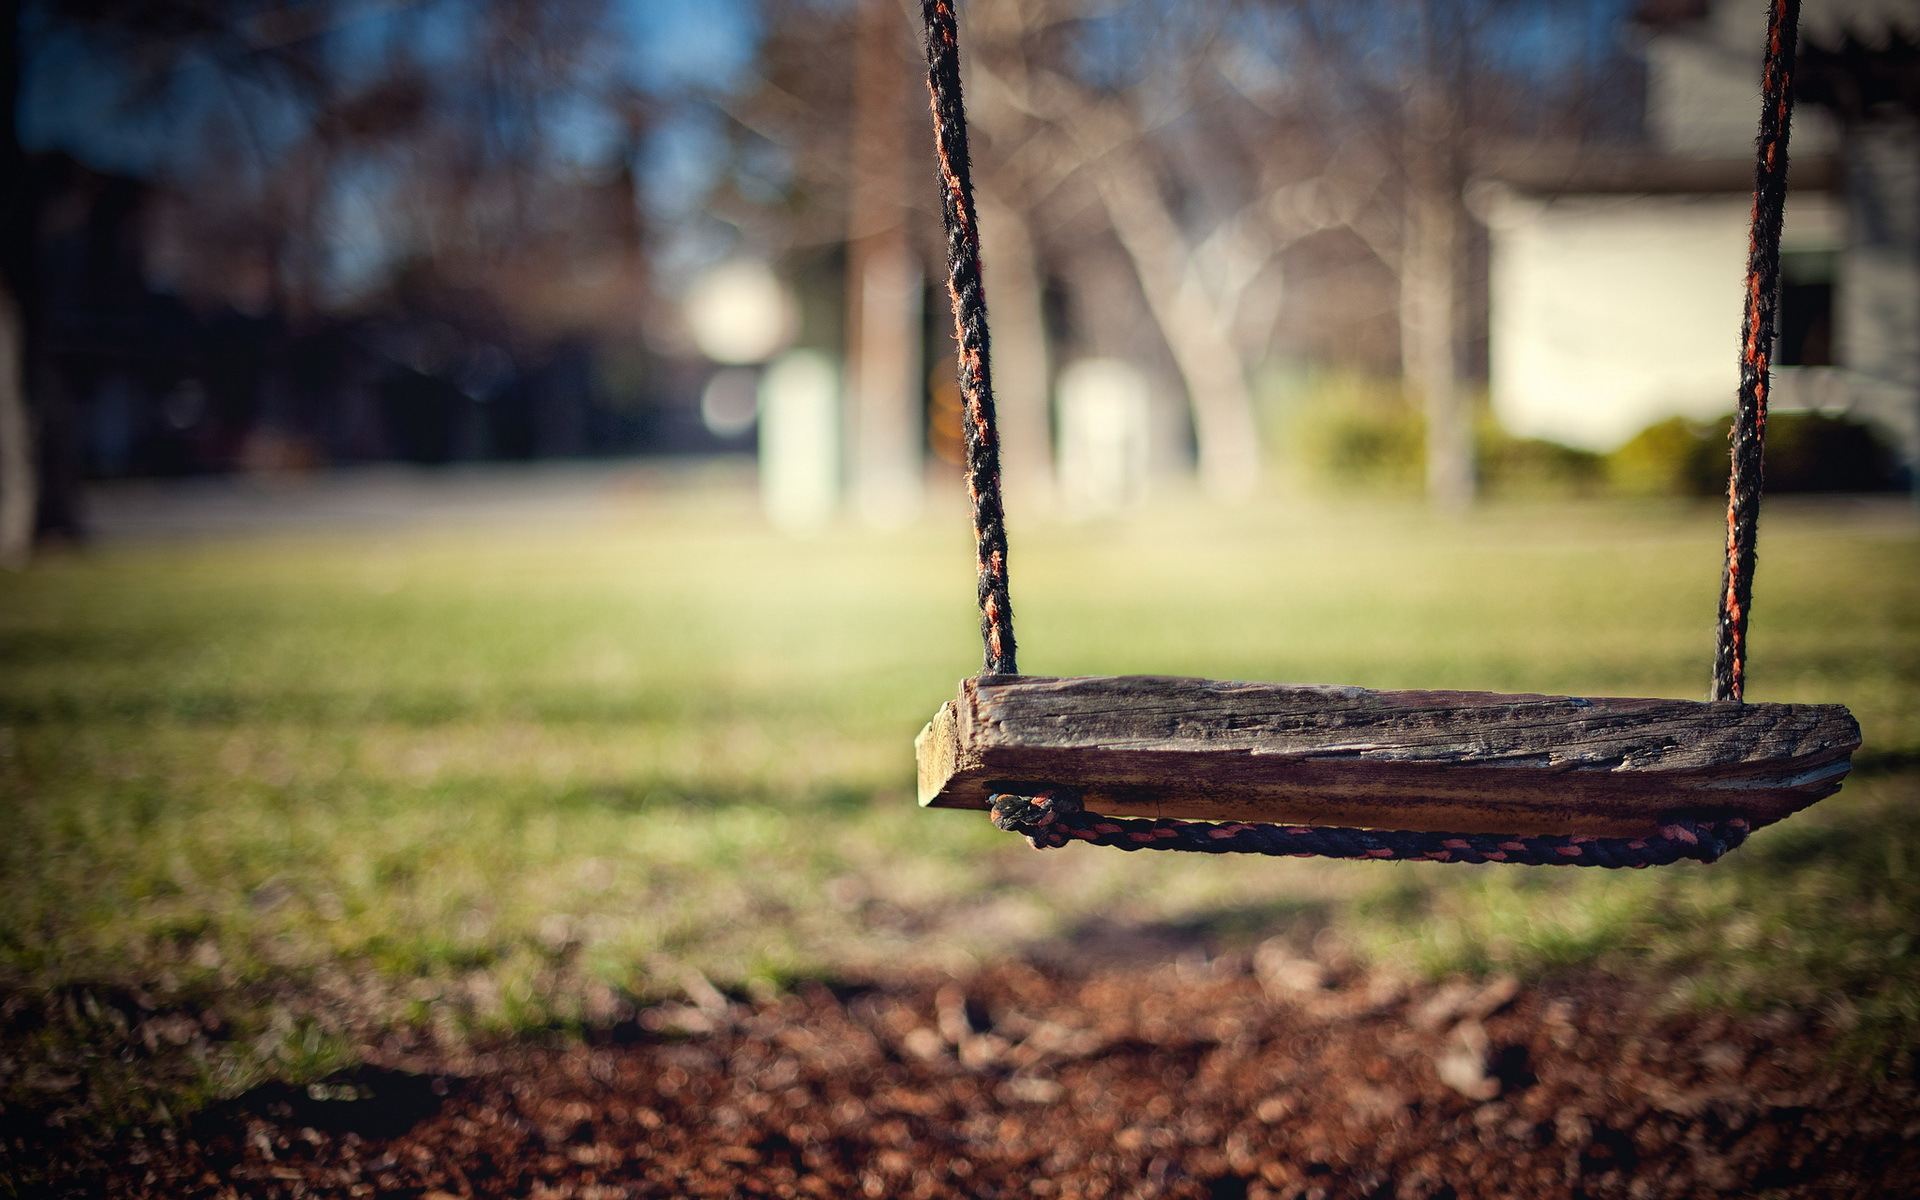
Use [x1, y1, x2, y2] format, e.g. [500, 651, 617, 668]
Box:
[1714, 0, 1800, 704]
[920, 0, 1800, 866]
[984, 790, 1753, 867]
[925, 0, 1017, 676]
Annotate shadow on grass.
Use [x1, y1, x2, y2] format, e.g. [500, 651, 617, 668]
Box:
[0, 687, 769, 728]
[191, 1065, 456, 1141]
[1851, 746, 1920, 778]
[1736, 805, 1908, 875]
[545, 781, 877, 816]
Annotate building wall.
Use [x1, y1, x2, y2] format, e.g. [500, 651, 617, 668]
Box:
[1645, 27, 1837, 160]
[1489, 0, 1920, 460]
[1840, 118, 1920, 469]
[1486, 190, 1842, 451]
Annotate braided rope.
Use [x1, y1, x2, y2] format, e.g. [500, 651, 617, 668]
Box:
[1714, 0, 1801, 703]
[923, 0, 1017, 674]
[989, 790, 1756, 868]
[919, 2, 1799, 864]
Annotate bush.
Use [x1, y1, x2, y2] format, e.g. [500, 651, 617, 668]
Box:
[1261, 367, 1424, 492]
[1260, 360, 1905, 499]
[1606, 416, 1723, 497]
[1262, 367, 1604, 496]
[1765, 410, 1905, 493]
[1606, 410, 1904, 498]
[1478, 425, 1605, 497]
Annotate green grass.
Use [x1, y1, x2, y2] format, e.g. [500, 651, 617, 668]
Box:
[2, 488, 1917, 1122]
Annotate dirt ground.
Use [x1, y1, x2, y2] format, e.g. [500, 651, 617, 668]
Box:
[8, 949, 1918, 1199]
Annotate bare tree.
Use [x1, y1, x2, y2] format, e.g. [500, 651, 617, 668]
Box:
[965, 0, 1622, 507]
[962, 0, 1428, 499]
[0, 295, 27, 568]
[0, 0, 31, 567]
[973, 185, 1055, 508]
[1268, 0, 1631, 507]
[845, 0, 924, 523]
[1401, 0, 1477, 510]
[965, 0, 1269, 498]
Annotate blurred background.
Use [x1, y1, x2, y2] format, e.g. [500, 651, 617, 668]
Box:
[2, 0, 1919, 1158]
[1, 0, 1915, 545]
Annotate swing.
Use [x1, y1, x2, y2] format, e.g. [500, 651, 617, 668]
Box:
[912, 0, 1859, 867]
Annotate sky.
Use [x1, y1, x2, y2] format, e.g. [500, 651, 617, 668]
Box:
[19, 0, 760, 190]
[19, 0, 767, 300]
[16, 0, 1643, 306]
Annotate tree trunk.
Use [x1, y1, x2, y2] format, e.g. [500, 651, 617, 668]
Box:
[1401, 178, 1474, 510]
[976, 190, 1054, 510]
[846, 227, 924, 525]
[1094, 153, 1262, 500]
[1401, 3, 1475, 511]
[0, 3, 34, 567]
[0, 281, 30, 569]
[845, 0, 924, 525]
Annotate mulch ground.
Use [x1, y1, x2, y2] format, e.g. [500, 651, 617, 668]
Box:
[9, 948, 1919, 1198]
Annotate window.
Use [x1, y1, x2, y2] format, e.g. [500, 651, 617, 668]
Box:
[1776, 250, 1836, 368]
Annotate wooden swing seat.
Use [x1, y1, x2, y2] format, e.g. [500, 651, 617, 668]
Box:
[916, 675, 1860, 838]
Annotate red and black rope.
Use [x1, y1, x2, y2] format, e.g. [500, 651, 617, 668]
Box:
[989, 790, 1757, 868]
[919, 1, 1799, 864]
[923, 0, 1016, 675]
[1713, 0, 1800, 704]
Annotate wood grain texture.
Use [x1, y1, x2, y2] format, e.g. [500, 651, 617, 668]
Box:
[916, 675, 1859, 837]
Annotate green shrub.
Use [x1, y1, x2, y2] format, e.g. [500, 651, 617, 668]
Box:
[1606, 416, 1723, 497]
[1260, 359, 1904, 499]
[1262, 366, 1603, 496]
[1260, 366, 1424, 492]
[1606, 410, 1903, 497]
[1311, 406, 1427, 490]
[1478, 424, 1605, 497]
[1765, 410, 1905, 492]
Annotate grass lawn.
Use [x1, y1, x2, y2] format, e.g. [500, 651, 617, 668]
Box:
[2, 485, 1917, 1123]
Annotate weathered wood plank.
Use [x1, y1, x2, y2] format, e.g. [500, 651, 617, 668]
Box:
[916, 675, 1859, 837]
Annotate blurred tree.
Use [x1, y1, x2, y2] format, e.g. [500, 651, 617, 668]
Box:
[957, 0, 1631, 504]
[690, 0, 1634, 504]
[1275, 0, 1637, 508]
[965, 0, 1272, 499]
[14, 0, 1635, 510]
[1, 0, 33, 566]
[21, 0, 667, 479]
[708, 0, 1075, 506]
[1400, 0, 1477, 511]
[846, 0, 924, 523]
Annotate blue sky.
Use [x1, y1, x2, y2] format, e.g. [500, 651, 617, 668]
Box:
[20, 0, 767, 298]
[20, 0, 761, 179]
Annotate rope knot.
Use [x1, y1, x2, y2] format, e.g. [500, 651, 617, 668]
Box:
[989, 788, 1085, 849]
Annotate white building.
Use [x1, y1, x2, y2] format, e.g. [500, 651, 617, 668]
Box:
[1482, 0, 1919, 469]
